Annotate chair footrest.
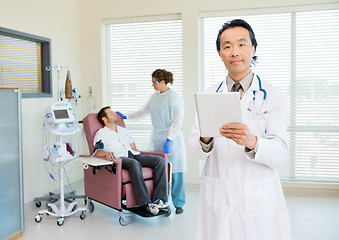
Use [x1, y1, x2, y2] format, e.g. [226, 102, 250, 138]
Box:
[122, 205, 169, 217]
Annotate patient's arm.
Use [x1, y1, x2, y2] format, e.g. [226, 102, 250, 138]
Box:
[95, 149, 115, 161]
[130, 142, 139, 152]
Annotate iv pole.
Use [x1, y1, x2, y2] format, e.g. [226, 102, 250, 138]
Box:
[46, 65, 70, 101]
[34, 66, 86, 226]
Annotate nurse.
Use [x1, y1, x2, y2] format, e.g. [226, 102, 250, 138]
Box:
[189, 19, 291, 239]
[117, 69, 187, 214]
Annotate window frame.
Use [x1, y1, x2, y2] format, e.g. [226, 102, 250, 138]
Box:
[199, 3, 339, 183]
[0, 26, 52, 98]
[103, 15, 183, 149]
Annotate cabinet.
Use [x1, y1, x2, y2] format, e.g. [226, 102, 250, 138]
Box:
[0, 86, 24, 240]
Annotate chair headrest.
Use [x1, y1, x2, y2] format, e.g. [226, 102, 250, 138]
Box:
[82, 113, 126, 154]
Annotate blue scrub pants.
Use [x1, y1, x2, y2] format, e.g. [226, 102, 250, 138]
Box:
[170, 172, 186, 208]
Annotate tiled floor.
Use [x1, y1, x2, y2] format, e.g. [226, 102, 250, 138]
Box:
[21, 190, 339, 240]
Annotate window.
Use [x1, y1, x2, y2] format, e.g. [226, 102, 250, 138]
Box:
[0, 27, 51, 98]
[201, 4, 339, 183]
[104, 15, 182, 149]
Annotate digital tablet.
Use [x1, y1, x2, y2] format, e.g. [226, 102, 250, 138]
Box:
[195, 92, 241, 137]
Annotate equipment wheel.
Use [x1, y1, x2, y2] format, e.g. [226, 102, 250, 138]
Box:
[35, 201, 42, 208]
[88, 201, 94, 212]
[119, 216, 131, 226]
[80, 211, 86, 220]
[164, 207, 171, 217]
[57, 218, 64, 226]
[35, 215, 42, 223]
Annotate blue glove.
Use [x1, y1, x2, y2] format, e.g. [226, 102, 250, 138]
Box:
[163, 138, 172, 154]
[116, 111, 127, 119]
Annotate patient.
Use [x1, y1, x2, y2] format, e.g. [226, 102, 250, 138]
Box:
[93, 106, 169, 215]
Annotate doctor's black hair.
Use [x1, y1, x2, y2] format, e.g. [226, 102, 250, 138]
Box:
[216, 19, 258, 64]
[97, 106, 111, 126]
[152, 69, 173, 85]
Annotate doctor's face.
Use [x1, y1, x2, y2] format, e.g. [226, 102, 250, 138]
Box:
[218, 27, 255, 81]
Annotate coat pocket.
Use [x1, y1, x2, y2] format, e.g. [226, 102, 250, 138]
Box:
[200, 175, 222, 216]
[249, 118, 266, 137]
[196, 176, 228, 240]
[244, 178, 276, 217]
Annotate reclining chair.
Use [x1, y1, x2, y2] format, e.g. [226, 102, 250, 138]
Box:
[81, 113, 171, 225]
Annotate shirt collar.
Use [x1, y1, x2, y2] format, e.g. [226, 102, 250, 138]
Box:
[226, 71, 254, 92]
[103, 125, 120, 133]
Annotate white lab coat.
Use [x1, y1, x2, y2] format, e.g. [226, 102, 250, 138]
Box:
[189, 75, 291, 240]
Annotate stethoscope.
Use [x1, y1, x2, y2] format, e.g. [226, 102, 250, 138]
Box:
[216, 75, 268, 115]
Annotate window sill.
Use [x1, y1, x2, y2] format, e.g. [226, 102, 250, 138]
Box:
[187, 182, 339, 198]
[282, 181, 339, 198]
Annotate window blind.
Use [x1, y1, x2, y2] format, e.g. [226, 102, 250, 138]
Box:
[104, 16, 182, 149]
[0, 35, 41, 92]
[201, 6, 339, 182]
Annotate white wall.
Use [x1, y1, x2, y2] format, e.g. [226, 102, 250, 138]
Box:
[78, 0, 337, 184]
[0, 0, 83, 204]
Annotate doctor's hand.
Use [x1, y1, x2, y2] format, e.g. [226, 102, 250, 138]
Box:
[219, 123, 257, 150]
[163, 138, 172, 154]
[116, 111, 127, 119]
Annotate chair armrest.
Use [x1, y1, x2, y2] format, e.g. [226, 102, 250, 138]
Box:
[138, 151, 171, 184]
[140, 151, 171, 158]
[79, 155, 122, 169]
[140, 150, 164, 157]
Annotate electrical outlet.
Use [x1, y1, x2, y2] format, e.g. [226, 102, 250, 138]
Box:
[89, 86, 94, 96]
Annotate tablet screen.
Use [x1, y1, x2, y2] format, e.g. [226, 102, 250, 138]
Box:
[195, 92, 241, 137]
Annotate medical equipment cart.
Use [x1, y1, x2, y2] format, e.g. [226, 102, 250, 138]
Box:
[34, 101, 87, 226]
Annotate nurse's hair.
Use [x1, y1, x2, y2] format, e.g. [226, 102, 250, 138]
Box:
[216, 19, 258, 65]
[152, 69, 173, 85]
[97, 106, 111, 126]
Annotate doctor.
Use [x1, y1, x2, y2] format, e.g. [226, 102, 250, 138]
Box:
[189, 19, 291, 240]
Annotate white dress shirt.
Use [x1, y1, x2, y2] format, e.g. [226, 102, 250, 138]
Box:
[93, 126, 140, 158]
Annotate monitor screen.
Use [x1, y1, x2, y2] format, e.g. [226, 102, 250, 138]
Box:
[54, 109, 69, 119]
